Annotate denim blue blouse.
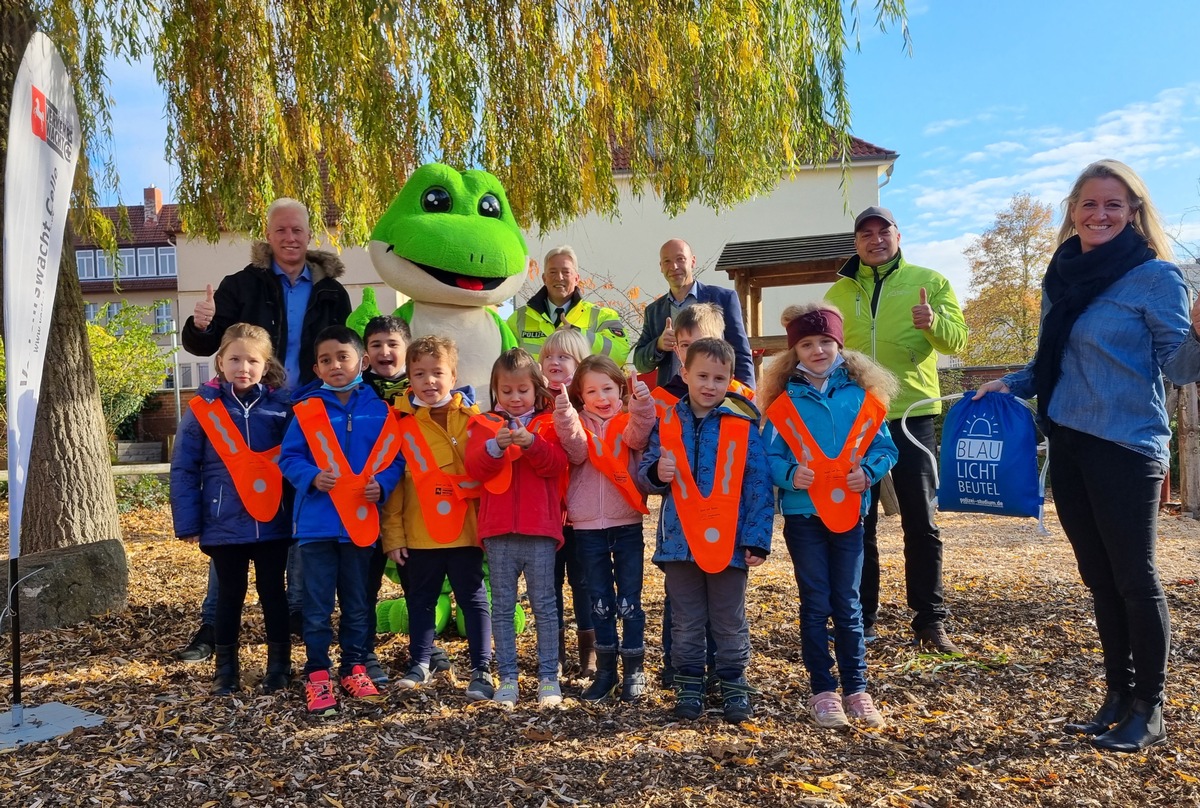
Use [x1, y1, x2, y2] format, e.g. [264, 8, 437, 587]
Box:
[1003, 259, 1200, 463]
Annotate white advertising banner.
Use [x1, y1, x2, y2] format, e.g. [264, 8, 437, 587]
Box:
[4, 33, 80, 560]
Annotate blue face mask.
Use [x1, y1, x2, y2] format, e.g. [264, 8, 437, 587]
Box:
[322, 373, 363, 393]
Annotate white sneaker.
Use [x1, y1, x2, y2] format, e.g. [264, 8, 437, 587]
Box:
[537, 678, 563, 708]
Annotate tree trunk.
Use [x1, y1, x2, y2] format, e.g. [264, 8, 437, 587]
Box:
[2, 7, 123, 554]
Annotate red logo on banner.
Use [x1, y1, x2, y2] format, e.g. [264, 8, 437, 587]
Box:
[31, 85, 48, 141]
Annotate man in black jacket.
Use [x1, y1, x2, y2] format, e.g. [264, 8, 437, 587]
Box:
[183, 198, 352, 389]
[174, 198, 352, 663]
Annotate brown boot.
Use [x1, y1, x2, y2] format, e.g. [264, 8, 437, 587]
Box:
[577, 629, 598, 678]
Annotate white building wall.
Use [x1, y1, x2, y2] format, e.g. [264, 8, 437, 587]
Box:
[518, 162, 889, 341]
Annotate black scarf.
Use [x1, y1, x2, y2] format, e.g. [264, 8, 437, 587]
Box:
[1031, 223, 1154, 428]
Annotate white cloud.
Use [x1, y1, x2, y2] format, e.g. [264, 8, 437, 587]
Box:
[924, 117, 974, 137]
[901, 233, 978, 299]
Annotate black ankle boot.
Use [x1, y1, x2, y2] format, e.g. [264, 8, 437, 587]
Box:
[211, 645, 241, 695]
[581, 650, 619, 702]
[175, 624, 215, 663]
[1092, 698, 1166, 752]
[261, 642, 293, 694]
[1065, 689, 1133, 735]
[620, 652, 646, 703]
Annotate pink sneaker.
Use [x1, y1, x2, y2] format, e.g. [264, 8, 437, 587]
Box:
[340, 664, 386, 703]
[809, 690, 850, 729]
[305, 670, 338, 716]
[844, 691, 886, 728]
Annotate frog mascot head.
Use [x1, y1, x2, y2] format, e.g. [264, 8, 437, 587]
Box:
[349, 163, 529, 408]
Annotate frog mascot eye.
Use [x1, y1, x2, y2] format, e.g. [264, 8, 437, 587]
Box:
[348, 163, 530, 409]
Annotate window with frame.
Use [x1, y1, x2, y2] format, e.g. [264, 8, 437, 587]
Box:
[117, 248, 136, 278]
[157, 246, 177, 277]
[180, 365, 194, 389]
[95, 250, 113, 279]
[137, 248, 157, 277]
[83, 302, 99, 322]
[76, 250, 95, 280]
[196, 362, 211, 385]
[154, 301, 172, 334]
[106, 302, 122, 321]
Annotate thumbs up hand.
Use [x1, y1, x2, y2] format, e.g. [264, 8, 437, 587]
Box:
[912, 287, 934, 330]
[554, 386, 573, 414]
[657, 450, 677, 483]
[495, 422, 514, 449]
[193, 284, 216, 329]
[792, 459, 815, 490]
[658, 316, 676, 352]
[846, 464, 868, 493]
[630, 376, 651, 400]
[511, 419, 534, 448]
[314, 467, 338, 492]
[364, 474, 382, 502]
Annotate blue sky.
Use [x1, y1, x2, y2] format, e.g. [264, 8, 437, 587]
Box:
[101, 0, 1200, 298]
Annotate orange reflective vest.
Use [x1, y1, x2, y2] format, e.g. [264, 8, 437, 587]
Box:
[469, 412, 560, 495]
[764, 392, 887, 534]
[188, 396, 284, 523]
[395, 413, 481, 542]
[651, 379, 754, 416]
[584, 412, 649, 515]
[658, 406, 750, 573]
[292, 398, 404, 547]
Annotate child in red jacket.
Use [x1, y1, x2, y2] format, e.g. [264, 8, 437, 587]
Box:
[466, 348, 568, 709]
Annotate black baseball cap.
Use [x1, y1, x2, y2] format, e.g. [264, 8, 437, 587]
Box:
[854, 206, 897, 232]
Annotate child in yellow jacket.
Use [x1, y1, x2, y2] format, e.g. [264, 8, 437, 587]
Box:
[381, 336, 493, 700]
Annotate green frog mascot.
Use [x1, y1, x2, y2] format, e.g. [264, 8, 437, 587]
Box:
[349, 163, 527, 408]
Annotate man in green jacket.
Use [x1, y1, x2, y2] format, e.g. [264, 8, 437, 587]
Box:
[507, 245, 630, 364]
[825, 206, 968, 654]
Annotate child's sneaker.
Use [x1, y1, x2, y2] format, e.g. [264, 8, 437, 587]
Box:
[843, 691, 886, 728]
[494, 678, 519, 708]
[340, 664, 386, 702]
[465, 668, 495, 702]
[305, 670, 338, 717]
[673, 673, 706, 721]
[809, 690, 850, 729]
[537, 678, 563, 708]
[396, 663, 432, 690]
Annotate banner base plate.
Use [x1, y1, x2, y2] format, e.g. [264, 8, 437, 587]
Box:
[0, 702, 104, 749]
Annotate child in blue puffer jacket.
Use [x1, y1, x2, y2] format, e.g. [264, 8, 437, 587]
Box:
[761, 304, 898, 731]
[171, 323, 293, 698]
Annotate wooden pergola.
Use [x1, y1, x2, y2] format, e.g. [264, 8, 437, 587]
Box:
[717, 232, 856, 375]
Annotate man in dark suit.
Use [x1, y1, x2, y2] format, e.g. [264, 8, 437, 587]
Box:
[632, 239, 755, 388]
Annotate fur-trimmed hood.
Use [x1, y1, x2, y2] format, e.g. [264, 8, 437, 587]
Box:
[249, 241, 346, 282]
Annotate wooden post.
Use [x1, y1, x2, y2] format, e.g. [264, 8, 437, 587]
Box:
[749, 284, 763, 381]
[1178, 382, 1200, 517]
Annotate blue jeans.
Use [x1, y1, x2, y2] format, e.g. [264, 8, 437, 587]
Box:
[785, 514, 867, 695]
[555, 525, 594, 631]
[484, 535, 559, 681]
[406, 547, 491, 670]
[299, 540, 374, 676]
[575, 524, 645, 653]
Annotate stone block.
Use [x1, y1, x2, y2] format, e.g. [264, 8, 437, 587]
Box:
[4, 539, 129, 633]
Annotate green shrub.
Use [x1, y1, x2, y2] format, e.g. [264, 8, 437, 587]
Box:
[113, 475, 171, 513]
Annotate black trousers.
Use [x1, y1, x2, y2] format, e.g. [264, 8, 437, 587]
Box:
[1049, 426, 1169, 704]
[861, 414, 948, 632]
[204, 539, 291, 646]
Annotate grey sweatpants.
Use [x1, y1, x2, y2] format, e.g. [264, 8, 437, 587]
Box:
[662, 561, 750, 677]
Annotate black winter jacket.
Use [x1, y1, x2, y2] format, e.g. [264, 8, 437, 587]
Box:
[182, 242, 352, 385]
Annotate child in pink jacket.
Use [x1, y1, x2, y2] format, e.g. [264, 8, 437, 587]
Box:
[553, 354, 656, 703]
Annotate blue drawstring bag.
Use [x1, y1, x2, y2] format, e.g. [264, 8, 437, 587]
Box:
[935, 392, 1042, 518]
